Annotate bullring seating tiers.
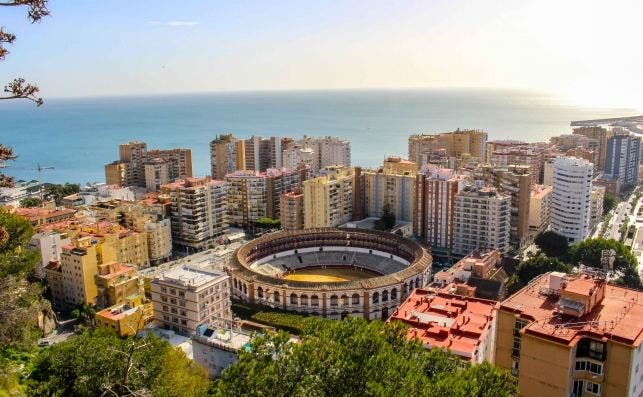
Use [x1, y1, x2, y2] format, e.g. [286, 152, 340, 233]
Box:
[251, 251, 407, 277]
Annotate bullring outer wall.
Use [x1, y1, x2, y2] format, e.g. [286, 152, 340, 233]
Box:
[229, 228, 432, 320]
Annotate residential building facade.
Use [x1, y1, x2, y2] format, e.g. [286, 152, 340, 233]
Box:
[413, 166, 468, 257]
[151, 266, 232, 335]
[452, 185, 511, 257]
[303, 166, 356, 228]
[604, 131, 641, 186]
[209, 133, 246, 180]
[162, 177, 229, 252]
[550, 157, 593, 243]
[495, 271, 643, 397]
[363, 157, 416, 222]
[280, 189, 304, 230]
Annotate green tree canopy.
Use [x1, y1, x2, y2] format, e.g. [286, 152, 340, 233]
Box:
[602, 193, 617, 215]
[570, 238, 642, 289]
[28, 329, 209, 397]
[507, 253, 572, 294]
[213, 317, 517, 397]
[19, 197, 42, 208]
[255, 217, 281, 229]
[374, 202, 396, 231]
[534, 230, 569, 258]
[43, 183, 80, 205]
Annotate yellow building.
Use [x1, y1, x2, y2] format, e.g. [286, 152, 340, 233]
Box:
[528, 184, 552, 233]
[363, 157, 416, 222]
[408, 129, 487, 169]
[210, 133, 246, 180]
[496, 271, 643, 397]
[303, 166, 356, 228]
[76, 223, 150, 269]
[95, 296, 153, 337]
[95, 262, 143, 308]
[58, 236, 117, 309]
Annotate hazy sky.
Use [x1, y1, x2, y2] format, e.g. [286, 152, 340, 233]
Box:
[2, 0, 642, 108]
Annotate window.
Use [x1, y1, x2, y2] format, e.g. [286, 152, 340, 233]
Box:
[330, 295, 338, 307]
[585, 381, 600, 395]
[311, 295, 319, 307]
[290, 294, 298, 305]
[575, 360, 602, 375]
[372, 292, 379, 304]
[512, 319, 527, 357]
[352, 293, 360, 305]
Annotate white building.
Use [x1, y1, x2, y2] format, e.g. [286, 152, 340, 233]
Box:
[192, 327, 252, 378]
[29, 231, 71, 277]
[0, 179, 43, 207]
[550, 157, 593, 243]
[151, 266, 232, 336]
[453, 185, 511, 257]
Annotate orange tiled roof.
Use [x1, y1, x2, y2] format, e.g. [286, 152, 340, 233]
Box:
[388, 288, 497, 362]
[499, 273, 643, 347]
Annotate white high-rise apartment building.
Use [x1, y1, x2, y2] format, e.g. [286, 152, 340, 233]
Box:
[318, 136, 351, 169]
[550, 157, 593, 243]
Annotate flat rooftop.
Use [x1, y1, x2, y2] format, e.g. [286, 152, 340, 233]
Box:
[193, 328, 251, 351]
[154, 266, 228, 288]
[388, 288, 497, 362]
[499, 272, 643, 347]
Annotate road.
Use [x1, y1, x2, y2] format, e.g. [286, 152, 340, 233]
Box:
[39, 317, 76, 346]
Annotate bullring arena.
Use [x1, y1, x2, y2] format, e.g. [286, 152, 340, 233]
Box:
[229, 228, 432, 320]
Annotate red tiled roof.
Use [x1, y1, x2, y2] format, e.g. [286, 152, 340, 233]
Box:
[388, 288, 497, 362]
[499, 273, 643, 347]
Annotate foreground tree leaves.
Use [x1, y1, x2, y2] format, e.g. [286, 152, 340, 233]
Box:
[27, 329, 210, 397]
[213, 317, 518, 397]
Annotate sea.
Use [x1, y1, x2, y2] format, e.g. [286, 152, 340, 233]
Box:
[1, 88, 640, 184]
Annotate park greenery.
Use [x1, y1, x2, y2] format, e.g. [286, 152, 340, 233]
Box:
[533, 230, 569, 259]
[19, 197, 42, 208]
[213, 317, 518, 397]
[517, 231, 642, 293]
[254, 217, 281, 230]
[602, 193, 617, 216]
[232, 301, 321, 334]
[43, 183, 80, 205]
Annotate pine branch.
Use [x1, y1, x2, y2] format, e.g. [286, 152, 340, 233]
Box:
[1, 78, 43, 106]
